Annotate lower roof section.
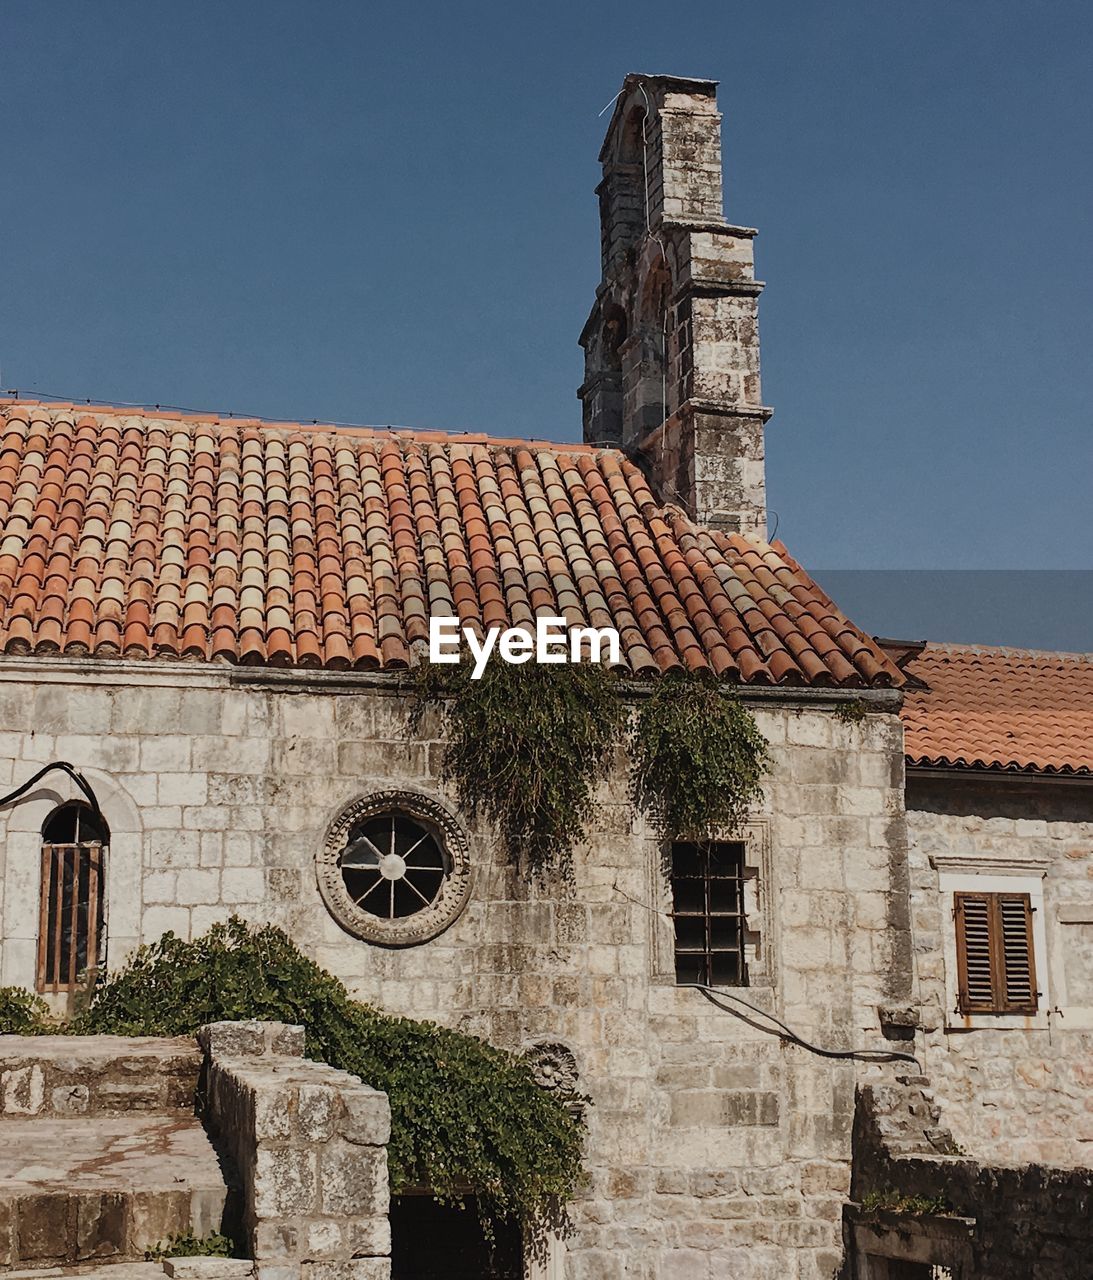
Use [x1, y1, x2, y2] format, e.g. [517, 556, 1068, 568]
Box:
[901, 643, 1093, 777]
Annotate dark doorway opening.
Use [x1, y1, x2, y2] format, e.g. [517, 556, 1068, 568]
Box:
[390, 1196, 522, 1279]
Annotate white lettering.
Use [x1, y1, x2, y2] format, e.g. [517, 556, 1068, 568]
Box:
[536, 616, 569, 663]
[570, 625, 621, 666]
[465, 626, 499, 680]
[429, 616, 461, 664]
[429, 616, 623, 678]
[499, 627, 534, 664]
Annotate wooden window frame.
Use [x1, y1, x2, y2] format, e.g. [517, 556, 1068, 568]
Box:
[954, 891, 1038, 1016]
[36, 805, 108, 995]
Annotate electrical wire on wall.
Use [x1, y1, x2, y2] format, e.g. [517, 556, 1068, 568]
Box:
[611, 876, 920, 1068]
[0, 761, 104, 820]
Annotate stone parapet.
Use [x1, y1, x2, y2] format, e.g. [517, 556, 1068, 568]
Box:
[200, 1023, 390, 1280]
[850, 1073, 1093, 1278]
[0, 1035, 201, 1117]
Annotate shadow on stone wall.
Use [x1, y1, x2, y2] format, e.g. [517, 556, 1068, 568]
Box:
[845, 1073, 1093, 1279]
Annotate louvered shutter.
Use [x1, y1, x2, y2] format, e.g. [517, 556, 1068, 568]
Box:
[998, 894, 1037, 1013]
[954, 891, 1037, 1015]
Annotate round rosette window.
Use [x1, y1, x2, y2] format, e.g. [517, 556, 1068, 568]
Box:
[318, 791, 471, 946]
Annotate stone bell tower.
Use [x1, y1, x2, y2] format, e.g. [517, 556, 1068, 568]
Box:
[578, 74, 771, 538]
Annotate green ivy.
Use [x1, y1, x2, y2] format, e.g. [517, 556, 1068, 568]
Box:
[410, 658, 771, 867]
[630, 668, 771, 842]
[146, 1232, 237, 1261]
[0, 985, 52, 1035]
[409, 657, 625, 878]
[72, 918, 583, 1241]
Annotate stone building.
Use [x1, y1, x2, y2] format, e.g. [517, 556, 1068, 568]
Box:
[0, 73, 1089, 1280]
[896, 642, 1093, 1169]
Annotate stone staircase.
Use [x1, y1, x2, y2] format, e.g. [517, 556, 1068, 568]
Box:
[0, 1036, 235, 1273]
[1, 1023, 392, 1280]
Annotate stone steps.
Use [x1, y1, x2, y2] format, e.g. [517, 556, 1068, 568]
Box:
[2, 1261, 253, 1280]
[0, 1113, 230, 1270]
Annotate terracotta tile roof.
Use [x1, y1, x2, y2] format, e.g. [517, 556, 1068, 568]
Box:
[0, 401, 902, 686]
[901, 643, 1093, 776]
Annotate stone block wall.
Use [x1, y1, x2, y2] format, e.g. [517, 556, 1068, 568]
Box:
[200, 1021, 390, 1280]
[0, 658, 909, 1280]
[907, 775, 1093, 1166]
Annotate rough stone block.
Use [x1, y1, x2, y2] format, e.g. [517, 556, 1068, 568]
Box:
[15, 1193, 71, 1261]
[3, 1064, 45, 1115]
[254, 1088, 294, 1141]
[256, 1265, 302, 1280]
[254, 1148, 318, 1217]
[199, 1022, 269, 1058]
[304, 1219, 344, 1258]
[305, 1262, 390, 1280]
[163, 1260, 255, 1280]
[98, 1081, 163, 1111]
[75, 1192, 127, 1260]
[337, 1090, 391, 1147]
[317, 1142, 386, 1217]
[254, 1220, 299, 1260]
[270, 1025, 306, 1058]
[296, 1085, 336, 1142]
[346, 1216, 390, 1258]
[127, 1188, 193, 1253]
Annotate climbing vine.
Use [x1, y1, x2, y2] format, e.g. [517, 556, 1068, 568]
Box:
[409, 657, 625, 878]
[70, 918, 585, 1242]
[410, 657, 771, 868]
[630, 668, 771, 842]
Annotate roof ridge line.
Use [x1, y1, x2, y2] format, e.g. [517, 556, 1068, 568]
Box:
[0, 398, 611, 456]
[922, 641, 1093, 662]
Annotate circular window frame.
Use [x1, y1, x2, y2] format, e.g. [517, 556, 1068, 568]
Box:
[318, 789, 472, 947]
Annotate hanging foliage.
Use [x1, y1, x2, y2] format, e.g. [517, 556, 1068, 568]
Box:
[72, 918, 585, 1241]
[411, 655, 771, 867]
[629, 667, 771, 842]
[409, 657, 626, 878]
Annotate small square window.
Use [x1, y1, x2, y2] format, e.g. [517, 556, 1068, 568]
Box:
[670, 841, 748, 987]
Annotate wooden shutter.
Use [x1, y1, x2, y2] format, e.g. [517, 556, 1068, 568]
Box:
[954, 891, 1037, 1015]
[998, 894, 1037, 1011]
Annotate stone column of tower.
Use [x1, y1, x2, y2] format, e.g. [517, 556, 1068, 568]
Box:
[578, 73, 772, 538]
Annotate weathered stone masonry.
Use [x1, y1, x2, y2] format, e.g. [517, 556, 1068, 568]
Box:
[907, 774, 1093, 1169]
[0, 658, 909, 1280]
[579, 74, 771, 538]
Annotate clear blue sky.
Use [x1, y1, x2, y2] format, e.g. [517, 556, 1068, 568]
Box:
[4, 3, 1091, 632]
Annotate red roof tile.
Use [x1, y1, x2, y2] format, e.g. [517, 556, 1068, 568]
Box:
[0, 402, 902, 687]
[901, 643, 1093, 776]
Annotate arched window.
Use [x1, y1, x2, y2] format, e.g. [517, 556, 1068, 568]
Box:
[602, 303, 628, 374]
[37, 802, 108, 994]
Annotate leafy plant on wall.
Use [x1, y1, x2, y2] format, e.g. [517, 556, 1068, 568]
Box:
[410, 658, 626, 879]
[72, 919, 585, 1243]
[409, 659, 772, 873]
[629, 668, 771, 842]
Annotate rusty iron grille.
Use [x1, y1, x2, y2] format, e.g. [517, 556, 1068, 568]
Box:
[670, 841, 748, 987]
[36, 805, 107, 994]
